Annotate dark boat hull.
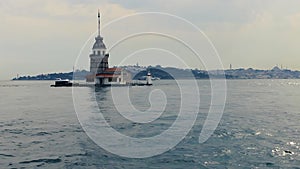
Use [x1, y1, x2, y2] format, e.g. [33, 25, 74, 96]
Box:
[50, 83, 72, 87]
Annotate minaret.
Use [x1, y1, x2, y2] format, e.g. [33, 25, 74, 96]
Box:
[87, 11, 109, 82]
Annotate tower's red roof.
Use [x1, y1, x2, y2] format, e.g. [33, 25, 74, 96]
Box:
[104, 68, 122, 72]
[95, 68, 123, 77]
[96, 74, 119, 78]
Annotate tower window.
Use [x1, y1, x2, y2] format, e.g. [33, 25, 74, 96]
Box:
[103, 51, 105, 55]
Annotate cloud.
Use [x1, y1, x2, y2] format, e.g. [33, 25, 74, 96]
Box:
[1, 0, 300, 79]
[202, 2, 300, 69]
[107, 0, 267, 24]
[0, 0, 135, 79]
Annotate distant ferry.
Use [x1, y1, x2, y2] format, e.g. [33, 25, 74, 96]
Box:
[50, 78, 73, 87]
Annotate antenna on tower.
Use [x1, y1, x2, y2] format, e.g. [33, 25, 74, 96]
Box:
[98, 9, 100, 36]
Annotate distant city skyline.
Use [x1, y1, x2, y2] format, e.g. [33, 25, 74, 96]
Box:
[1, 0, 300, 80]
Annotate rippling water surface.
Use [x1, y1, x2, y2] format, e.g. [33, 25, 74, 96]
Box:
[0, 80, 300, 168]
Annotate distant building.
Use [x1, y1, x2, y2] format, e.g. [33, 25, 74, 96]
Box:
[272, 66, 281, 72]
[86, 11, 131, 86]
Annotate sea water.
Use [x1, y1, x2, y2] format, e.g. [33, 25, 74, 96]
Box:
[0, 80, 300, 168]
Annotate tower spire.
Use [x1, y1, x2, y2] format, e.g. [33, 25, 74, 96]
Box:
[98, 9, 100, 36]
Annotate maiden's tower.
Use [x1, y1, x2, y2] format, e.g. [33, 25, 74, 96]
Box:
[86, 11, 131, 85]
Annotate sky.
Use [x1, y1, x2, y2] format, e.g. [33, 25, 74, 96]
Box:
[1, 0, 300, 80]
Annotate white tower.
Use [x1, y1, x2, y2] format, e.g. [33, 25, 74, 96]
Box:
[146, 71, 152, 85]
[88, 11, 109, 82]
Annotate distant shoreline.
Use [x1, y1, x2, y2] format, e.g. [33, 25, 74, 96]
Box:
[12, 65, 300, 80]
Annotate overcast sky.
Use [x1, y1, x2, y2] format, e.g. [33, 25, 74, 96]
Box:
[1, 0, 300, 80]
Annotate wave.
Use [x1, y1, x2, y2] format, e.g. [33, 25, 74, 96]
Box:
[19, 157, 61, 164]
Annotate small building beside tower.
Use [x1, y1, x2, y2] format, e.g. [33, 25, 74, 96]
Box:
[96, 67, 132, 85]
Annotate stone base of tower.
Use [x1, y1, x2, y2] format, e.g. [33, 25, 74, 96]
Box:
[86, 74, 96, 82]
